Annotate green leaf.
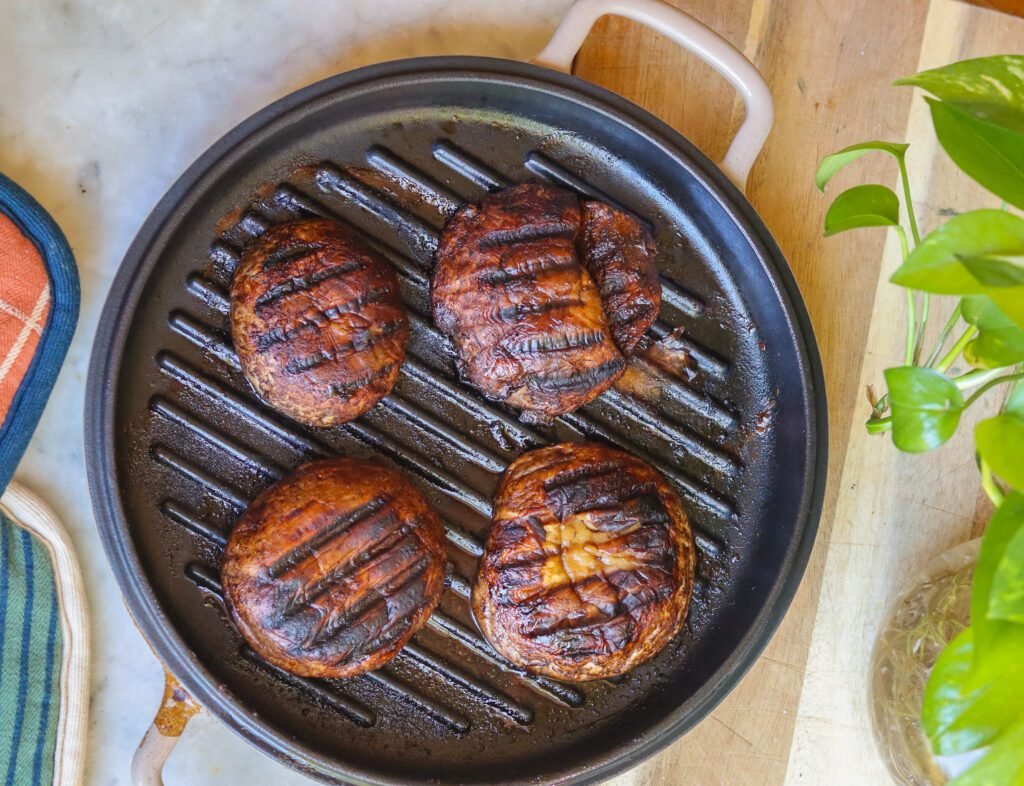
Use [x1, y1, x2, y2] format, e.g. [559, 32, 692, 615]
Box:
[991, 292, 1024, 332]
[959, 255, 1024, 288]
[884, 366, 964, 452]
[823, 184, 900, 236]
[972, 494, 1024, 663]
[922, 630, 981, 754]
[989, 525, 1024, 624]
[948, 721, 1024, 786]
[962, 296, 1024, 368]
[896, 55, 1024, 133]
[922, 629, 1024, 756]
[815, 141, 909, 191]
[927, 98, 1024, 211]
[892, 210, 1024, 293]
[1005, 380, 1024, 416]
[890, 211, 1024, 327]
[976, 414, 1024, 489]
[962, 296, 996, 324]
[924, 496, 1024, 783]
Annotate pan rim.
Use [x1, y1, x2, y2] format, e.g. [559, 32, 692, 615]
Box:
[85, 54, 828, 786]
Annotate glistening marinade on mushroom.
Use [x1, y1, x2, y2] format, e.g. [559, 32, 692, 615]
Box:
[222, 458, 447, 679]
[472, 442, 695, 682]
[231, 219, 409, 428]
[431, 183, 660, 421]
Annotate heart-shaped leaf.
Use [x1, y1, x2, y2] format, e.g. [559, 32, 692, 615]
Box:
[990, 525, 1024, 625]
[947, 721, 1024, 786]
[927, 98, 1024, 211]
[1004, 380, 1024, 416]
[896, 55, 1024, 133]
[976, 413, 1024, 489]
[972, 494, 1024, 663]
[891, 211, 1024, 314]
[815, 141, 909, 191]
[923, 629, 1024, 756]
[991, 291, 1024, 331]
[823, 184, 900, 236]
[962, 297, 1024, 368]
[924, 498, 1024, 774]
[959, 254, 1024, 288]
[884, 366, 964, 452]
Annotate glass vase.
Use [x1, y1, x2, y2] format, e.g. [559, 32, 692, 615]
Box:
[868, 538, 981, 785]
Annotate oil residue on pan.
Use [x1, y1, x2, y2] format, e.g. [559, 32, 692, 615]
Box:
[88, 59, 823, 786]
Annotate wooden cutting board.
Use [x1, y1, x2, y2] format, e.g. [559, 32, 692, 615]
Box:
[573, 1, 1024, 783]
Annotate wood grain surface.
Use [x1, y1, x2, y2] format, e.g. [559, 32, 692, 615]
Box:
[572, 1, 1024, 783]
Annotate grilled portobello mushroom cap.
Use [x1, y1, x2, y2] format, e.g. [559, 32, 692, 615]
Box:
[231, 219, 408, 427]
[222, 458, 447, 679]
[472, 442, 694, 681]
[580, 201, 660, 354]
[432, 184, 626, 419]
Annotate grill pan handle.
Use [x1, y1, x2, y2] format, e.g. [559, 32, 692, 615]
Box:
[531, 0, 773, 190]
[131, 671, 201, 786]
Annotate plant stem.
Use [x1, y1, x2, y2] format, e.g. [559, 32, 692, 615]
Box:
[925, 303, 963, 368]
[914, 294, 930, 364]
[898, 157, 922, 245]
[964, 371, 1024, 408]
[981, 459, 1005, 507]
[904, 291, 917, 366]
[935, 326, 978, 373]
[866, 415, 893, 434]
[896, 227, 916, 366]
[896, 158, 929, 364]
[953, 367, 1010, 391]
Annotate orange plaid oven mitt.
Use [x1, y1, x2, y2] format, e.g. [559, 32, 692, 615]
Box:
[0, 214, 53, 426]
[0, 174, 78, 491]
[0, 173, 86, 786]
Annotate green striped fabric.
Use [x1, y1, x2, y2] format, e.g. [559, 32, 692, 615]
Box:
[0, 510, 62, 786]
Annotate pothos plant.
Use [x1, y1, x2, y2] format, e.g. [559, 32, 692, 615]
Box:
[817, 55, 1024, 785]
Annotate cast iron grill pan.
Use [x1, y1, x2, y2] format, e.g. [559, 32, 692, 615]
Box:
[87, 58, 826, 785]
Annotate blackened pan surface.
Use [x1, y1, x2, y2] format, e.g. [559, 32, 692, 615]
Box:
[86, 57, 826, 785]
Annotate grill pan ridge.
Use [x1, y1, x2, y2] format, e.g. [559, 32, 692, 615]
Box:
[86, 57, 827, 785]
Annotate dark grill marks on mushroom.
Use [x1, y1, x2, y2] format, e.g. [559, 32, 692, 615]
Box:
[230, 219, 409, 428]
[431, 184, 660, 419]
[221, 458, 447, 679]
[253, 286, 393, 352]
[579, 200, 661, 354]
[254, 259, 363, 309]
[471, 442, 695, 681]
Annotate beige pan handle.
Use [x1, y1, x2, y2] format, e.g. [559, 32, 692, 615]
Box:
[531, 0, 774, 190]
[131, 672, 201, 786]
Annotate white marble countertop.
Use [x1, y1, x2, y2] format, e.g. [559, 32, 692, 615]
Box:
[0, 2, 573, 782]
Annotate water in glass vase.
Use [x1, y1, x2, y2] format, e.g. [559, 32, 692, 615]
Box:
[869, 539, 981, 785]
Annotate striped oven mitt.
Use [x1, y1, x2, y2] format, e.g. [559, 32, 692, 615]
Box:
[0, 173, 86, 786]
